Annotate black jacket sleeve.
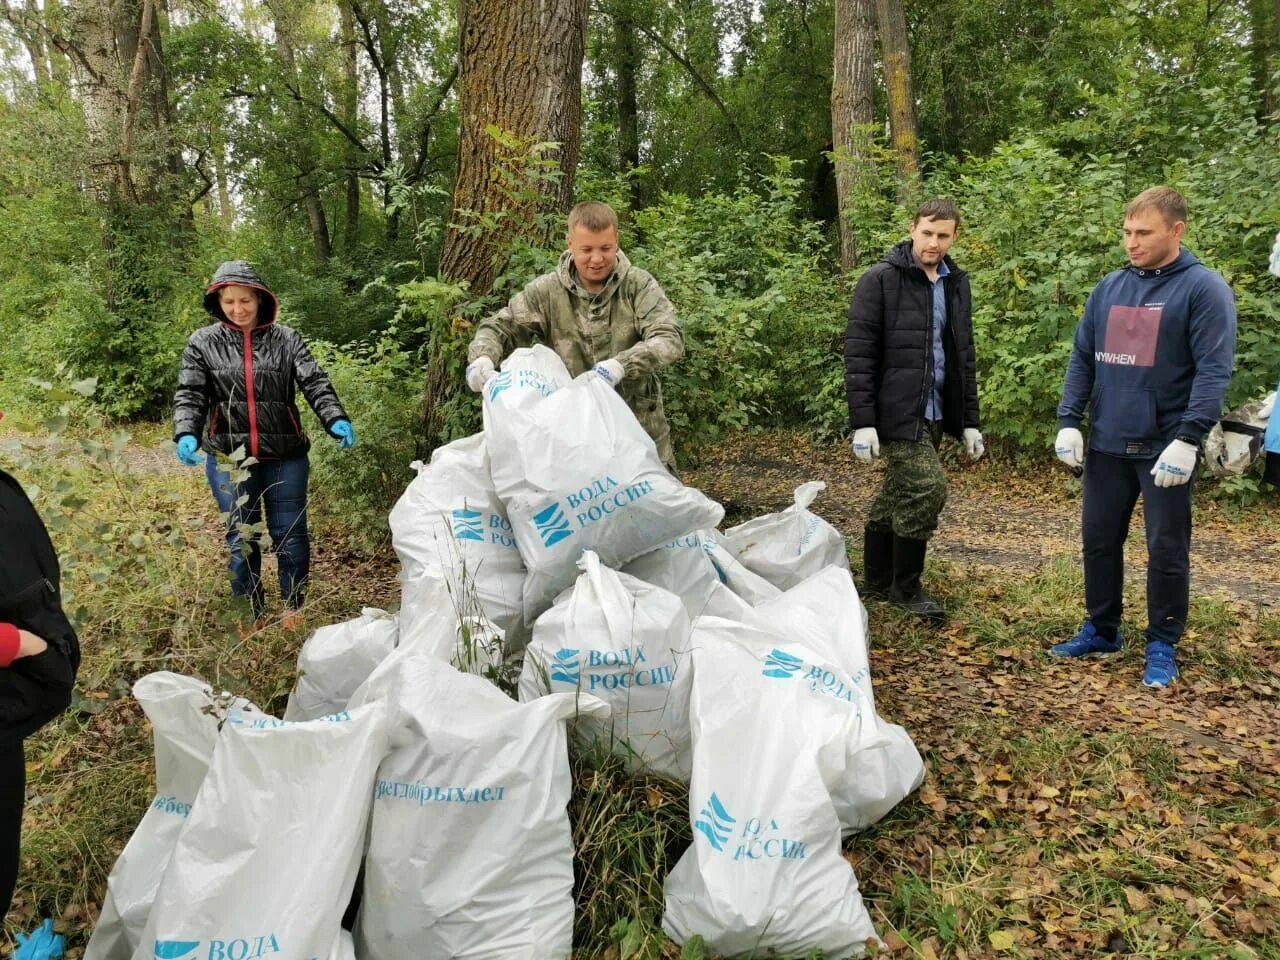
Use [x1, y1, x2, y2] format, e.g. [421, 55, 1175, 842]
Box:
[844, 266, 885, 431]
[290, 331, 348, 430]
[958, 275, 980, 430]
[173, 338, 211, 441]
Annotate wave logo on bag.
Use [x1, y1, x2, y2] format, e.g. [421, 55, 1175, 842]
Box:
[450, 508, 485, 542]
[761, 649, 867, 712]
[486, 371, 514, 402]
[762, 648, 803, 679]
[693, 792, 737, 852]
[550, 648, 581, 684]
[154, 935, 283, 960]
[532, 502, 574, 547]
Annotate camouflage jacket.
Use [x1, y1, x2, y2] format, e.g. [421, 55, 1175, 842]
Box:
[467, 249, 684, 466]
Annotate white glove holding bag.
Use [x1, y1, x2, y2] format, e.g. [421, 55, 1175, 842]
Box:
[465, 356, 497, 392]
[850, 427, 880, 463]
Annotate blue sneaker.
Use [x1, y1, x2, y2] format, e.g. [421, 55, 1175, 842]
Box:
[1049, 620, 1122, 658]
[1143, 641, 1179, 688]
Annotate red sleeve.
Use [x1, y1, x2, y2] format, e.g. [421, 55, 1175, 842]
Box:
[0, 623, 20, 667]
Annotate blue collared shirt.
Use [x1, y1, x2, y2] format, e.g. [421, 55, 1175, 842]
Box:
[917, 257, 949, 421]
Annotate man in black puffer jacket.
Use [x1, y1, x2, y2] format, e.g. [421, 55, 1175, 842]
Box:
[0, 458, 79, 917]
[173, 261, 354, 627]
[843, 199, 983, 621]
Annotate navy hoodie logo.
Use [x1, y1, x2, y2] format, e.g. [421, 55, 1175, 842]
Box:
[1098, 305, 1162, 367]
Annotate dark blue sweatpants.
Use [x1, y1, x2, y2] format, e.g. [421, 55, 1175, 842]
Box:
[1082, 450, 1194, 647]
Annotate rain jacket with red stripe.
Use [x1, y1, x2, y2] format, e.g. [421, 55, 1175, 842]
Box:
[172, 261, 347, 461]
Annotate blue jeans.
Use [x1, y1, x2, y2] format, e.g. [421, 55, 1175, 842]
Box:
[205, 454, 311, 614]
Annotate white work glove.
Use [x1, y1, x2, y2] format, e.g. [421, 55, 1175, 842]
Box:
[1054, 427, 1085, 472]
[591, 358, 625, 387]
[1151, 439, 1198, 488]
[465, 356, 497, 392]
[963, 428, 985, 461]
[1260, 391, 1275, 421]
[1269, 231, 1280, 278]
[850, 427, 880, 462]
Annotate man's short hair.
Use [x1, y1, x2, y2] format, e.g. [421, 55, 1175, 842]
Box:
[568, 201, 619, 234]
[1126, 186, 1188, 225]
[913, 198, 961, 229]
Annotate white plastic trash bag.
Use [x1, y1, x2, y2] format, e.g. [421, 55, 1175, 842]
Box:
[484, 346, 724, 622]
[622, 529, 723, 619]
[702, 535, 781, 606]
[519, 551, 692, 779]
[721, 481, 849, 589]
[86, 674, 260, 960]
[284, 608, 398, 721]
[397, 574, 509, 677]
[353, 654, 608, 960]
[662, 620, 880, 957]
[390, 433, 527, 642]
[133, 703, 389, 960]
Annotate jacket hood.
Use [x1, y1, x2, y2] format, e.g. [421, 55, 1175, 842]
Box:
[203, 260, 279, 326]
[1121, 247, 1199, 280]
[883, 239, 965, 278]
[556, 248, 632, 299]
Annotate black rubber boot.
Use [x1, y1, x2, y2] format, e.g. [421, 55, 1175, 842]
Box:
[890, 536, 945, 622]
[861, 527, 894, 599]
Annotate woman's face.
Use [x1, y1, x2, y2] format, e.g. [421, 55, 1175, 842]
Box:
[219, 285, 260, 330]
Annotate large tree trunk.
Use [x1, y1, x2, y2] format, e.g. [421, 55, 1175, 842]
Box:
[614, 0, 642, 213]
[439, 0, 589, 294]
[874, 0, 919, 188]
[831, 0, 876, 271]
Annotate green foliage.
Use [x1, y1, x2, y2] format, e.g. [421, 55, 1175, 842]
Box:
[306, 336, 423, 546]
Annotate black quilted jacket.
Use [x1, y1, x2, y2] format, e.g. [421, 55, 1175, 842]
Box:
[172, 262, 347, 461]
[843, 240, 980, 443]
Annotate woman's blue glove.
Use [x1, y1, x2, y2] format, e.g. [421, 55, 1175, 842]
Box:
[176, 435, 202, 466]
[331, 419, 356, 449]
[14, 919, 64, 960]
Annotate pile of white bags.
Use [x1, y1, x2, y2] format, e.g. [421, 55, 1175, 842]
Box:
[390, 433, 527, 645]
[284, 607, 398, 721]
[353, 653, 608, 960]
[86, 674, 260, 960]
[520, 551, 692, 779]
[719, 481, 849, 589]
[621, 529, 723, 619]
[662, 620, 880, 957]
[136, 703, 389, 960]
[483, 346, 723, 621]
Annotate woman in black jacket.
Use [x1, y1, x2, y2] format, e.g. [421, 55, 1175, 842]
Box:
[172, 262, 355, 630]
[0, 460, 79, 918]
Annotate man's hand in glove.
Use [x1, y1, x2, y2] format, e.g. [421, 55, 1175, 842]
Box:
[1151, 439, 1198, 488]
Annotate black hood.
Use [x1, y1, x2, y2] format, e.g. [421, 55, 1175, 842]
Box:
[203, 260, 279, 326]
[883, 239, 965, 278]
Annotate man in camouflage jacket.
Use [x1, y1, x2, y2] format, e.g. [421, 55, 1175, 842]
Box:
[464, 201, 684, 468]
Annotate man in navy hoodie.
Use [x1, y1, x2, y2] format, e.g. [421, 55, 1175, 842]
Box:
[1052, 186, 1236, 688]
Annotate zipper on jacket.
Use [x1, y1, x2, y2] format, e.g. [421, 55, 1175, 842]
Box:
[4, 577, 54, 612]
[243, 329, 260, 458]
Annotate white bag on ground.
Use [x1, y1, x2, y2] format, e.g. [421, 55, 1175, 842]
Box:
[519, 551, 692, 779]
[484, 346, 723, 621]
[663, 620, 880, 957]
[397, 573, 509, 677]
[390, 433, 527, 642]
[721, 481, 849, 589]
[353, 654, 608, 960]
[86, 674, 260, 960]
[133, 703, 389, 960]
[748, 568, 923, 832]
[622, 529, 723, 619]
[284, 608, 398, 721]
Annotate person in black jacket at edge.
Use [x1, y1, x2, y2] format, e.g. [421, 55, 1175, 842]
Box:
[172, 261, 356, 633]
[843, 198, 984, 622]
[0, 432, 80, 918]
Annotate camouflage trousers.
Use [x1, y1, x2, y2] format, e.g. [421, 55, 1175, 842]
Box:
[866, 422, 948, 541]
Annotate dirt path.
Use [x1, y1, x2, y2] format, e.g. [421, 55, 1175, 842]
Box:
[681, 433, 1280, 608]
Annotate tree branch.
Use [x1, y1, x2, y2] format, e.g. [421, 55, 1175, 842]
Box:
[636, 23, 743, 145]
[409, 64, 458, 180]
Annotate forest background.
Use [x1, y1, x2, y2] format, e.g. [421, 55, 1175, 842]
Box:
[1, 0, 1280, 956]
